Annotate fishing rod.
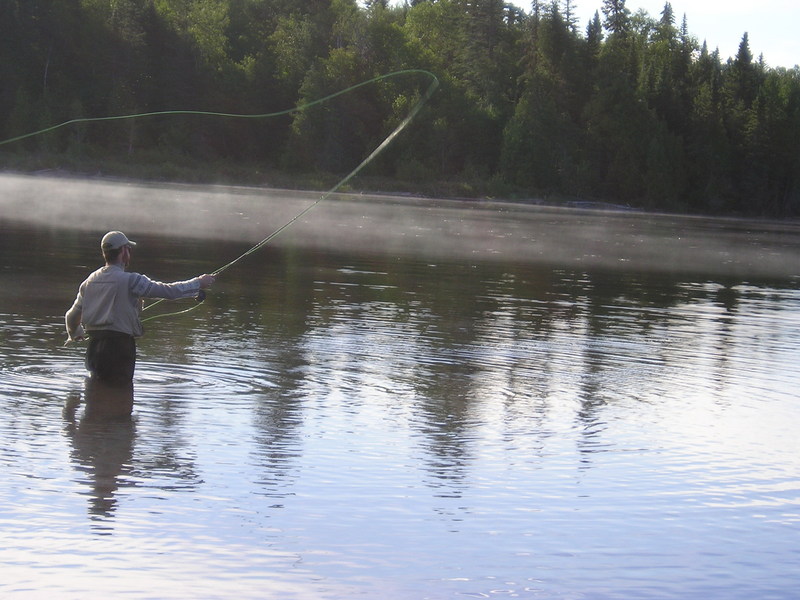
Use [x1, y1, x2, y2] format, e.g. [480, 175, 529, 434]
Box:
[132, 69, 440, 322]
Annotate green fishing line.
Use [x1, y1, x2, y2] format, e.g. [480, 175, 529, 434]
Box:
[2, 70, 439, 324]
[20, 69, 442, 322]
[0, 69, 439, 150]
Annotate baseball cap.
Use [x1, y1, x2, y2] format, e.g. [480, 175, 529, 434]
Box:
[101, 231, 137, 250]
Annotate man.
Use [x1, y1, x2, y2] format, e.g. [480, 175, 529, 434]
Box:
[65, 231, 216, 385]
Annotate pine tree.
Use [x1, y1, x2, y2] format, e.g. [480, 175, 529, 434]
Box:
[728, 32, 760, 109]
[601, 0, 630, 37]
[585, 10, 603, 58]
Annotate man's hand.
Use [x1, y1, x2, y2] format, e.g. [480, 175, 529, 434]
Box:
[199, 274, 216, 289]
[64, 325, 85, 346]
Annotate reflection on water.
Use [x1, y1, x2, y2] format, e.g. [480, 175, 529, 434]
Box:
[1, 175, 799, 599]
[63, 379, 135, 526]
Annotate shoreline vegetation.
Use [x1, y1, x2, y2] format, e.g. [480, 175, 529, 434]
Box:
[2, 1, 799, 218]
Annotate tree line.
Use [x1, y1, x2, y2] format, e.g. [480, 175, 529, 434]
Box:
[2, 0, 799, 217]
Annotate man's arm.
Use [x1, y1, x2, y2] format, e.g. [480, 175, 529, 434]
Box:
[64, 295, 85, 343]
[130, 272, 216, 300]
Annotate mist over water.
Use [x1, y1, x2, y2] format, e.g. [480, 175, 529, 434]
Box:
[1, 173, 799, 599]
[4, 172, 799, 277]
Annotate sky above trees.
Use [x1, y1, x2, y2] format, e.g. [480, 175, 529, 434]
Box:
[506, 0, 800, 68]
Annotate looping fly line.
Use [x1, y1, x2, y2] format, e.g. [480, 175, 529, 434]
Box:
[1, 69, 439, 323]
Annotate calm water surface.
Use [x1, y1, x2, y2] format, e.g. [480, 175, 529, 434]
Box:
[1, 174, 799, 599]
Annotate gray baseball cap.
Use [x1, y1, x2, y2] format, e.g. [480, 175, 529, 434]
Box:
[101, 231, 137, 250]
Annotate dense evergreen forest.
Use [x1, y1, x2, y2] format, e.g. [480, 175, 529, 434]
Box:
[2, 0, 799, 217]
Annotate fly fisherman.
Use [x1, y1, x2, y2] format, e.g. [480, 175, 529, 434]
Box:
[65, 231, 216, 386]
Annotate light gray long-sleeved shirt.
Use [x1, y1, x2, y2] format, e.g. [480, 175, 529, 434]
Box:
[65, 264, 202, 339]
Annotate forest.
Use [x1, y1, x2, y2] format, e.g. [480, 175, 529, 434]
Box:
[2, 0, 799, 217]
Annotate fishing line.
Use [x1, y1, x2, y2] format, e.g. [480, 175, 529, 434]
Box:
[114, 69, 439, 322]
[0, 70, 439, 323]
[0, 69, 438, 150]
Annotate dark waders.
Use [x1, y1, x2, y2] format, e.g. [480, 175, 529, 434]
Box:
[85, 330, 136, 386]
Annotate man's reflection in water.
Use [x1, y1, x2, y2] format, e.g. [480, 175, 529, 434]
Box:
[63, 377, 136, 528]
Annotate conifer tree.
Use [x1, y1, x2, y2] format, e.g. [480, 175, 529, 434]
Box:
[586, 10, 603, 57]
[601, 0, 630, 37]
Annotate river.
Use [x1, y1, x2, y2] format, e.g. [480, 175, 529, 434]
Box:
[1, 173, 799, 599]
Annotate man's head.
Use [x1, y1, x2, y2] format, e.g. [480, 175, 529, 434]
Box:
[101, 231, 136, 265]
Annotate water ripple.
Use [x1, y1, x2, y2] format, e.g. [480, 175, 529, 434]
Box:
[135, 360, 279, 398]
[2, 211, 800, 599]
